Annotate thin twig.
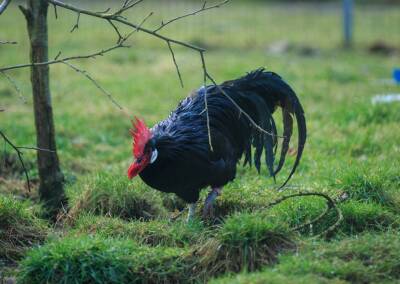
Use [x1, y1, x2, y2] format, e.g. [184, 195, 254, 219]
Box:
[108, 20, 124, 44]
[200, 52, 213, 151]
[62, 61, 124, 111]
[135, 11, 153, 32]
[263, 191, 343, 238]
[0, 0, 12, 15]
[154, 0, 229, 33]
[167, 41, 184, 88]
[0, 130, 31, 192]
[206, 72, 283, 138]
[70, 12, 80, 33]
[1, 71, 27, 103]
[16, 146, 55, 152]
[46, 0, 206, 52]
[114, 0, 143, 16]
[53, 3, 58, 19]
[0, 40, 129, 72]
[0, 40, 17, 45]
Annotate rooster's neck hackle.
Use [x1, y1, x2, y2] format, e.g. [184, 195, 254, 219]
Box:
[130, 117, 152, 158]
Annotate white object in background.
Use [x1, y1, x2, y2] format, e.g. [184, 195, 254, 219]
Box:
[371, 94, 400, 104]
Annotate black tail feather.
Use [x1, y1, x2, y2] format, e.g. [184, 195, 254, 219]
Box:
[221, 67, 307, 189]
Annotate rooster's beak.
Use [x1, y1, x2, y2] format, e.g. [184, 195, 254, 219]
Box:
[127, 156, 149, 179]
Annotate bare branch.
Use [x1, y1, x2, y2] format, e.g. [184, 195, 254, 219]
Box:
[62, 61, 124, 111]
[108, 20, 124, 44]
[154, 0, 229, 33]
[0, 0, 12, 15]
[1, 71, 27, 104]
[263, 191, 343, 238]
[0, 130, 31, 192]
[53, 3, 58, 19]
[135, 11, 153, 32]
[0, 40, 129, 72]
[167, 41, 184, 88]
[114, 0, 144, 16]
[46, 0, 205, 52]
[206, 71, 282, 138]
[200, 52, 213, 151]
[70, 12, 80, 33]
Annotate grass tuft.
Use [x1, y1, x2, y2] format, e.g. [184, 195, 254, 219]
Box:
[196, 211, 295, 275]
[333, 166, 400, 211]
[0, 195, 48, 264]
[18, 236, 195, 284]
[73, 214, 208, 247]
[212, 231, 400, 283]
[67, 173, 167, 222]
[337, 201, 399, 234]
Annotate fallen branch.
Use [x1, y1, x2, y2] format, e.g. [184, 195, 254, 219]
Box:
[264, 191, 343, 238]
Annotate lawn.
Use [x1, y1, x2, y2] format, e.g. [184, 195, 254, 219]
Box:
[1, 0, 400, 283]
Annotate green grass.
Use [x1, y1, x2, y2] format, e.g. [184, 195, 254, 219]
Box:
[212, 232, 400, 284]
[0, 195, 48, 264]
[72, 214, 208, 247]
[1, 0, 400, 282]
[18, 236, 193, 284]
[66, 173, 167, 222]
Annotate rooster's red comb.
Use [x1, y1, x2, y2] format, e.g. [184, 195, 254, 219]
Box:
[130, 117, 152, 158]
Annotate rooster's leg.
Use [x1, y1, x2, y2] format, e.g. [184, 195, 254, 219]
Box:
[203, 187, 222, 219]
[187, 203, 197, 222]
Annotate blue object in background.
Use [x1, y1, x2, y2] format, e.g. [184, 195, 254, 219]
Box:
[343, 0, 353, 48]
[394, 68, 400, 85]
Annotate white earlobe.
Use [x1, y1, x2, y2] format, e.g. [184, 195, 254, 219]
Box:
[150, 149, 158, 164]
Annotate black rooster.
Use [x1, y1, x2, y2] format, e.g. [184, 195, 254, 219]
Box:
[127, 68, 306, 220]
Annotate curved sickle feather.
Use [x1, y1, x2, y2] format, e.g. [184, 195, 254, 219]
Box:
[277, 102, 307, 190]
[274, 107, 293, 175]
[263, 107, 275, 180]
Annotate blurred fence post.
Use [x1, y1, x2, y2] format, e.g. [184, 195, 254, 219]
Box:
[343, 0, 353, 48]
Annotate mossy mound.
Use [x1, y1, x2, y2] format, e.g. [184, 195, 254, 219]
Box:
[18, 236, 194, 284]
[196, 211, 295, 275]
[212, 231, 400, 284]
[212, 271, 345, 284]
[67, 173, 167, 222]
[0, 195, 48, 264]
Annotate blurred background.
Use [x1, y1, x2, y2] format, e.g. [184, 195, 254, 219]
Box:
[1, 0, 399, 185]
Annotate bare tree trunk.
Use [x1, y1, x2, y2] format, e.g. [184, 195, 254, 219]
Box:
[21, 0, 66, 218]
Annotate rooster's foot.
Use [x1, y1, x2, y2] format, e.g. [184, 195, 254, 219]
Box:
[202, 187, 222, 219]
[187, 203, 197, 222]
